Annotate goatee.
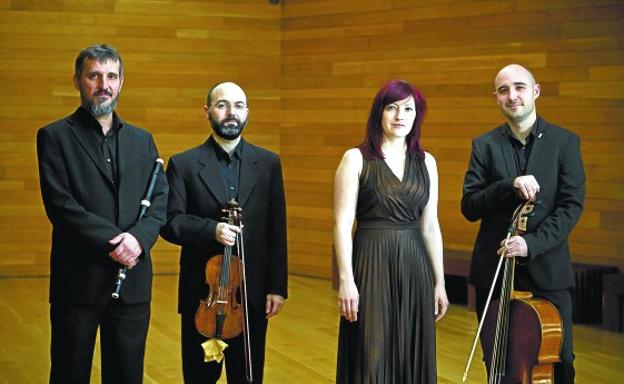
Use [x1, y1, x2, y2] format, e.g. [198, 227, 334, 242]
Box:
[80, 89, 118, 118]
[210, 116, 247, 140]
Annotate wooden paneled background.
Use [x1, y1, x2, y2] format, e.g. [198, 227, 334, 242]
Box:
[281, 0, 624, 277]
[0, 0, 281, 275]
[0, 0, 623, 279]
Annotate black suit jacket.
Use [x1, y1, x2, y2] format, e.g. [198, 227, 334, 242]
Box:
[37, 107, 168, 305]
[461, 116, 585, 291]
[161, 138, 288, 314]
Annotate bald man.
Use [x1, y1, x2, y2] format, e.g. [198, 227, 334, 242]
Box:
[461, 64, 584, 383]
[161, 82, 288, 383]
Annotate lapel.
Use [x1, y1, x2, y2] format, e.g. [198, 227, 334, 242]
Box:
[66, 108, 115, 188]
[197, 139, 229, 205]
[116, 116, 131, 188]
[238, 139, 258, 208]
[498, 124, 515, 178]
[525, 116, 545, 175]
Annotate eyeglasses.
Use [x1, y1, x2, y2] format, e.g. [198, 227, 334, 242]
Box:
[210, 101, 248, 112]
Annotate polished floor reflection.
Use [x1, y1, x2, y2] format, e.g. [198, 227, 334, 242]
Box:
[0, 274, 622, 383]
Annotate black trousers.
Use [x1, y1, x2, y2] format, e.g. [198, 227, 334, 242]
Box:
[475, 270, 575, 384]
[181, 308, 268, 384]
[49, 299, 150, 384]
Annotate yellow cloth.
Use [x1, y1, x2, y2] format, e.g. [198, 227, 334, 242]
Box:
[201, 338, 229, 363]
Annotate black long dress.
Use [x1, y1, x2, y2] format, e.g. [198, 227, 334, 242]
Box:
[336, 151, 437, 384]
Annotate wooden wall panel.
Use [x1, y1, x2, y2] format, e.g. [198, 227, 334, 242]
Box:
[282, 0, 624, 278]
[1, 0, 623, 280]
[0, 0, 281, 276]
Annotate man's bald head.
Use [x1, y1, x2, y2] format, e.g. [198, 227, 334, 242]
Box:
[494, 64, 537, 92]
[207, 81, 247, 106]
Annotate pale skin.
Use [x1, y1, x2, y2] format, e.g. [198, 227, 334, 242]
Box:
[73, 58, 143, 268]
[207, 82, 284, 318]
[334, 96, 449, 323]
[494, 64, 543, 258]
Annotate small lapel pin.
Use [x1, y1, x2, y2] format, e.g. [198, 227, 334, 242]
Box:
[538, 133, 543, 139]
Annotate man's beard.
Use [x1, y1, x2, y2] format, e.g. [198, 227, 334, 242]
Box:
[210, 116, 247, 140]
[80, 88, 118, 118]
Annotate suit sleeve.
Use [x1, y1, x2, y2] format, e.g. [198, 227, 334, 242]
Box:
[523, 134, 585, 259]
[126, 135, 169, 254]
[461, 139, 516, 221]
[37, 127, 121, 253]
[160, 156, 220, 248]
[267, 157, 288, 298]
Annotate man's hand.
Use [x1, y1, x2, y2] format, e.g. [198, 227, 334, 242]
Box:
[215, 223, 241, 246]
[513, 175, 540, 201]
[109, 233, 143, 268]
[498, 235, 528, 258]
[265, 294, 285, 318]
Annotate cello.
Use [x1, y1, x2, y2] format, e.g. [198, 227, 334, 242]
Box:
[195, 199, 253, 382]
[463, 201, 563, 384]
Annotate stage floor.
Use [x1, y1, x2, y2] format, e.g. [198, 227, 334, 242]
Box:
[1, 274, 622, 383]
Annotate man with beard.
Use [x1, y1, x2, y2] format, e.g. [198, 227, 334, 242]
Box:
[461, 64, 584, 383]
[161, 81, 288, 384]
[36, 44, 168, 383]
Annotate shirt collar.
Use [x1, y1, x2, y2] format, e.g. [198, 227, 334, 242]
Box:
[76, 106, 123, 136]
[505, 119, 538, 144]
[208, 135, 242, 161]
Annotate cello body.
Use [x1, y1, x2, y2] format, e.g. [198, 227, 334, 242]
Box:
[482, 293, 563, 384]
[463, 201, 564, 384]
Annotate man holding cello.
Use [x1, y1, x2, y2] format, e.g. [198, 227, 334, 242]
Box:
[461, 64, 585, 383]
[161, 81, 288, 383]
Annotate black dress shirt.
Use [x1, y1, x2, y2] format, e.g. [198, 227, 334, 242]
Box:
[79, 107, 121, 184]
[208, 136, 242, 202]
[506, 122, 536, 176]
[505, 122, 538, 274]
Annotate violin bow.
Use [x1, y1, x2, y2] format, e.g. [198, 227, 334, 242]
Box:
[236, 211, 253, 382]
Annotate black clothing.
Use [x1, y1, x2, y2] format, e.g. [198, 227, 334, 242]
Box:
[336, 152, 436, 384]
[209, 136, 242, 201]
[161, 137, 288, 384]
[462, 116, 584, 384]
[37, 107, 168, 383]
[181, 308, 267, 384]
[506, 123, 535, 175]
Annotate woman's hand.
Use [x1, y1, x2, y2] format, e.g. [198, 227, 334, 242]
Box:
[434, 283, 449, 322]
[338, 279, 359, 322]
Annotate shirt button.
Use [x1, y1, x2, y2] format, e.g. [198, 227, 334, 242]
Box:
[107, 158, 111, 162]
[229, 186, 234, 190]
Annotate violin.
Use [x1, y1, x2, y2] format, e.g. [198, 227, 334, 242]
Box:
[463, 201, 563, 384]
[195, 199, 253, 381]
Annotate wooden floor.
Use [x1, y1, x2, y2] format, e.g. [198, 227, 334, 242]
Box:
[1, 274, 622, 383]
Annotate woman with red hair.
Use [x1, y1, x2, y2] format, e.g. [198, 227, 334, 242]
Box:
[334, 80, 448, 383]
